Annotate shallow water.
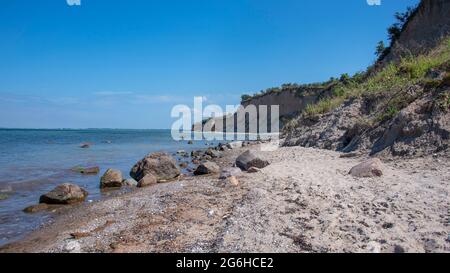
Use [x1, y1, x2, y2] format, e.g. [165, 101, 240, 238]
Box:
[0, 129, 217, 246]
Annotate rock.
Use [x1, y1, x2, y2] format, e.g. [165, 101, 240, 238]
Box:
[0, 185, 13, 193]
[247, 167, 261, 173]
[366, 241, 382, 253]
[205, 148, 222, 158]
[202, 155, 213, 161]
[349, 158, 384, 178]
[227, 141, 243, 149]
[339, 152, 360, 158]
[0, 193, 9, 201]
[191, 150, 202, 157]
[219, 167, 242, 180]
[64, 240, 81, 253]
[187, 140, 194, 145]
[137, 174, 157, 188]
[122, 178, 138, 187]
[130, 152, 181, 182]
[194, 161, 221, 175]
[23, 203, 49, 213]
[192, 159, 200, 165]
[393, 245, 406, 253]
[177, 150, 187, 155]
[39, 183, 88, 205]
[72, 166, 100, 175]
[100, 169, 123, 188]
[179, 162, 189, 168]
[228, 176, 240, 187]
[235, 150, 270, 171]
[79, 143, 91, 149]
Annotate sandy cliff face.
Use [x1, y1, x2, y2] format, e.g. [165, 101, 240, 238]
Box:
[193, 86, 332, 133]
[384, 0, 450, 62]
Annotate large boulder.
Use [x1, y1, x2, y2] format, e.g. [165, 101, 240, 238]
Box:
[235, 150, 270, 171]
[100, 169, 123, 188]
[39, 183, 88, 205]
[130, 152, 181, 182]
[137, 174, 157, 188]
[219, 167, 242, 180]
[194, 161, 221, 175]
[349, 158, 384, 178]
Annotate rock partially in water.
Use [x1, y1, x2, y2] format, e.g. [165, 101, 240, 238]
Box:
[0, 193, 10, 201]
[236, 150, 270, 171]
[39, 183, 88, 205]
[100, 169, 124, 188]
[79, 143, 91, 149]
[179, 162, 189, 168]
[130, 152, 181, 182]
[137, 174, 157, 188]
[349, 158, 384, 178]
[194, 161, 220, 175]
[23, 203, 49, 213]
[72, 166, 100, 175]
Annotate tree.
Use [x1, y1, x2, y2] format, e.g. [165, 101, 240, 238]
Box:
[241, 94, 252, 102]
[375, 41, 386, 58]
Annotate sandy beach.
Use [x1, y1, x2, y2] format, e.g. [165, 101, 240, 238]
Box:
[1, 142, 448, 253]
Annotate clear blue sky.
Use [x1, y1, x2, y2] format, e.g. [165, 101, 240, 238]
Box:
[0, 0, 419, 129]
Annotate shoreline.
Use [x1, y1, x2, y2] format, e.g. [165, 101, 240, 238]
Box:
[1, 142, 449, 253]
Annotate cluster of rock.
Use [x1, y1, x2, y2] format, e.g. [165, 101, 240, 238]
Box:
[23, 140, 270, 214]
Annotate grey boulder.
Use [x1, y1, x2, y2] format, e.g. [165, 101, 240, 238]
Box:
[130, 152, 181, 182]
[39, 183, 88, 205]
[235, 150, 270, 171]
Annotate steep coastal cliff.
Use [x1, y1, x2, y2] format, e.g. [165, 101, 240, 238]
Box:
[197, 0, 450, 158]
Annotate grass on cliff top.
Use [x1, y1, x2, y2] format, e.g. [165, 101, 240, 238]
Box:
[304, 37, 450, 117]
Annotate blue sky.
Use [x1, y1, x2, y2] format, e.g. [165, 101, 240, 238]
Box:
[0, 0, 419, 129]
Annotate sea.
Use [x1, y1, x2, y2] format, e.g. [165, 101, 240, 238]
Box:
[0, 129, 219, 246]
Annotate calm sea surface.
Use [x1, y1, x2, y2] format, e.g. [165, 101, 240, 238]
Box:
[0, 129, 217, 246]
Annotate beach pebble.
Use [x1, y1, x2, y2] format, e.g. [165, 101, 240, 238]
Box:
[219, 167, 242, 180]
[64, 240, 81, 253]
[227, 141, 243, 149]
[366, 241, 382, 253]
[247, 167, 261, 173]
[228, 176, 240, 187]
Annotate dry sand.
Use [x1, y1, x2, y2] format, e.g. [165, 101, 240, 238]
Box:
[1, 144, 449, 253]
